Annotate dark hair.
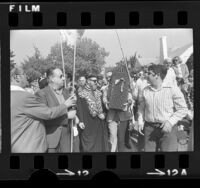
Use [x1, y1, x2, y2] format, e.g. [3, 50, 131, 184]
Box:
[148, 64, 168, 80]
[67, 73, 72, 81]
[38, 77, 48, 89]
[86, 74, 97, 80]
[172, 56, 182, 64]
[46, 67, 56, 79]
[97, 75, 103, 80]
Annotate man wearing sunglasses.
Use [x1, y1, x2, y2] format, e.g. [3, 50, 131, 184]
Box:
[137, 64, 188, 152]
[11, 67, 75, 153]
[35, 67, 78, 153]
[77, 74, 108, 152]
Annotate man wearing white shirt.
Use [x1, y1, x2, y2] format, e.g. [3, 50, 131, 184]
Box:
[138, 64, 188, 152]
[163, 58, 178, 87]
[133, 70, 149, 101]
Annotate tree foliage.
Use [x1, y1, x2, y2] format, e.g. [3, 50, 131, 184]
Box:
[104, 66, 114, 74]
[127, 55, 143, 73]
[22, 37, 109, 81]
[22, 46, 43, 82]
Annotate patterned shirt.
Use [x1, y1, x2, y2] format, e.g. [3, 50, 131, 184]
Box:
[78, 85, 103, 117]
[138, 83, 188, 126]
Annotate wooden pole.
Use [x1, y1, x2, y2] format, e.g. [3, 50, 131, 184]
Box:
[115, 30, 132, 89]
[72, 39, 76, 94]
[70, 37, 77, 153]
[59, 34, 67, 88]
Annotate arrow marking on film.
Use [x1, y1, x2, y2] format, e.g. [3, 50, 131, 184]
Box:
[56, 169, 75, 176]
[146, 169, 166, 176]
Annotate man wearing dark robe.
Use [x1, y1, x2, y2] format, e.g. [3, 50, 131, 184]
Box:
[77, 75, 108, 152]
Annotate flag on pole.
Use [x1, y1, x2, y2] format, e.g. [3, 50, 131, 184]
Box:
[59, 29, 84, 153]
[59, 30, 84, 46]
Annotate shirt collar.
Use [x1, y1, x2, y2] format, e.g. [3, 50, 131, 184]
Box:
[10, 85, 26, 91]
[49, 85, 63, 95]
[148, 82, 171, 91]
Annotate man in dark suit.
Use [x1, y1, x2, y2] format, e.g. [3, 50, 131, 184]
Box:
[11, 67, 76, 153]
[35, 67, 79, 153]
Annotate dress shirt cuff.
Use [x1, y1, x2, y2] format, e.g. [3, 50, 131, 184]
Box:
[167, 117, 178, 127]
[137, 115, 144, 126]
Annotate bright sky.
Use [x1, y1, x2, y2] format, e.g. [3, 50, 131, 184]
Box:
[10, 29, 193, 67]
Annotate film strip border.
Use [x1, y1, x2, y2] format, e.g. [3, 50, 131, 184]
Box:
[0, 2, 200, 180]
[0, 153, 195, 180]
[7, 6, 191, 27]
[8, 9, 188, 27]
[0, 2, 198, 28]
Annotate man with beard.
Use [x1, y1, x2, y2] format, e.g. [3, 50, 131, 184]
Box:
[77, 76, 86, 93]
[76, 74, 108, 152]
[35, 67, 78, 153]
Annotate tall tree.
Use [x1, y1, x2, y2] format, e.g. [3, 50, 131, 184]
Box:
[128, 54, 142, 73]
[22, 37, 109, 81]
[47, 37, 109, 79]
[22, 46, 44, 82]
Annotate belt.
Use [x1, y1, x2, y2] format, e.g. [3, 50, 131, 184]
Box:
[145, 121, 162, 128]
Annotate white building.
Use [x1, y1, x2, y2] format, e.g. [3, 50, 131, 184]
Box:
[168, 43, 193, 64]
[160, 36, 193, 64]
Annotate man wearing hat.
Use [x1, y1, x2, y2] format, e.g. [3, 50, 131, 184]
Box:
[76, 74, 108, 152]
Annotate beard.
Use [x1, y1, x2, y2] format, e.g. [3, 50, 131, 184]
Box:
[93, 85, 97, 90]
[90, 83, 97, 91]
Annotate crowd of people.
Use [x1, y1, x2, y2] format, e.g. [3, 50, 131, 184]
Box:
[10, 55, 194, 153]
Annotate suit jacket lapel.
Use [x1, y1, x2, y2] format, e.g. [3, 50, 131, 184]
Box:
[62, 88, 70, 100]
[46, 85, 60, 106]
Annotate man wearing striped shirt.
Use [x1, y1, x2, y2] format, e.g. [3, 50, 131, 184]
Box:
[138, 64, 188, 152]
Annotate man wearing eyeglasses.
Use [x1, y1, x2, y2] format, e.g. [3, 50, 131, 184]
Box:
[35, 67, 79, 153]
[11, 67, 76, 153]
[137, 64, 188, 152]
[76, 74, 108, 152]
